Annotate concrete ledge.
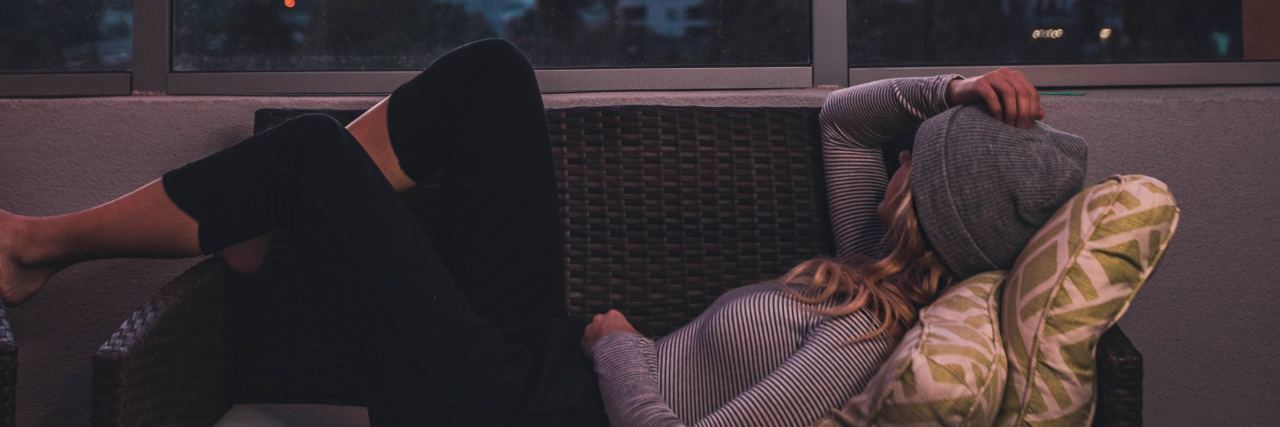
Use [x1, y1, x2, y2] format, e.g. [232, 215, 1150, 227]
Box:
[6, 85, 1280, 111]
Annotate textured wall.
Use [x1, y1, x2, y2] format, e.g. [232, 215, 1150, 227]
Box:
[0, 86, 1277, 426]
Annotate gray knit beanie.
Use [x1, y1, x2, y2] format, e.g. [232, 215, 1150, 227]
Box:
[910, 105, 1088, 279]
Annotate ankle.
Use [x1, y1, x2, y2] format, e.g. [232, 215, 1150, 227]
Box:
[7, 217, 58, 268]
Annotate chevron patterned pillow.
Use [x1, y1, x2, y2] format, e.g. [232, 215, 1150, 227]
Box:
[997, 175, 1180, 426]
[813, 271, 1009, 427]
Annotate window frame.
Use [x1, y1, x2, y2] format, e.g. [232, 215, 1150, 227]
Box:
[849, 62, 1280, 87]
[0, 0, 1277, 97]
[164, 67, 815, 95]
[0, 73, 131, 97]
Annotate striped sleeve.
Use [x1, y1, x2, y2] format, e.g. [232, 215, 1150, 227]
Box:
[688, 310, 893, 427]
[590, 332, 682, 427]
[696, 311, 893, 427]
[593, 311, 894, 427]
[819, 75, 960, 259]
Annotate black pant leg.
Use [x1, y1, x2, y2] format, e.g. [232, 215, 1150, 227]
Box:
[284, 190, 472, 426]
[163, 113, 536, 425]
[386, 38, 567, 339]
[161, 38, 604, 425]
[385, 39, 606, 423]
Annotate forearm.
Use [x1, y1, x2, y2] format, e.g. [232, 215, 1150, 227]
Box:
[820, 74, 960, 259]
[819, 74, 960, 150]
[591, 333, 686, 427]
[691, 311, 897, 427]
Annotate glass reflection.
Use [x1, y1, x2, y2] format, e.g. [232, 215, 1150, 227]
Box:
[0, 0, 133, 73]
[173, 0, 810, 71]
[848, 0, 1244, 66]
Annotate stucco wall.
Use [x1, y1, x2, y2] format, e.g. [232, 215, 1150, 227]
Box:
[1, 85, 1278, 426]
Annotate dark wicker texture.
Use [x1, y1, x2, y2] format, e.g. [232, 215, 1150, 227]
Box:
[0, 300, 15, 427]
[549, 107, 835, 333]
[92, 259, 231, 427]
[1095, 326, 1143, 427]
[92, 107, 1143, 426]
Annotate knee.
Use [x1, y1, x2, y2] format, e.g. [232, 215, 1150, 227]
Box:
[278, 113, 345, 135]
[271, 113, 353, 158]
[275, 113, 347, 144]
[464, 38, 534, 76]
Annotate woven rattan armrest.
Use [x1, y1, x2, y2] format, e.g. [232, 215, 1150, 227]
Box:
[92, 259, 234, 427]
[0, 301, 15, 427]
[1094, 325, 1143, 426]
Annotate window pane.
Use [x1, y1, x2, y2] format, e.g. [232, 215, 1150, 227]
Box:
[848, 0, 1247, 67]
[173, 0, 810, 71]
[0, 0, 133, 72]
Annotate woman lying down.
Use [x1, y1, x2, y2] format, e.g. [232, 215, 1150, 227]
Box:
[0, 39, 1083, 426]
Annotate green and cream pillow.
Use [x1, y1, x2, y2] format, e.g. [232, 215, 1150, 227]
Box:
[813, 271, 1009, 427]
[997, 175, 1179, 426]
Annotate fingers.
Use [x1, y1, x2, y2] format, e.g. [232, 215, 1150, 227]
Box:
[1027, 78, 1044, 122]
[1012, 71, 1040, 127]
[1015, 78, 1034, 128]
[1000, 68, 1042, 127]
[581, 320, 597, 352]
[585, 312, 615, 348]
[988, 77, 1019, 127]
[589, 310, 624, 326]
[976, 81, 1002, 123]
[980, 68, 1044, 128]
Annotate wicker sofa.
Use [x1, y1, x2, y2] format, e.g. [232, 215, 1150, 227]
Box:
[91, 106, 1142, 426]
[0, 302, 14, 427]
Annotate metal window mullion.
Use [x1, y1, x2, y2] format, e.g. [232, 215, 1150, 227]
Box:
[132, 0, 170, 94]
[812, 0, 848, 87]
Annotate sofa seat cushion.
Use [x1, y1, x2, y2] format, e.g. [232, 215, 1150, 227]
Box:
[216, 404, 369, 427]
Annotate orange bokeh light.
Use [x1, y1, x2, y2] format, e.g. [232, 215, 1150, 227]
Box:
[285, 0, 296, 8]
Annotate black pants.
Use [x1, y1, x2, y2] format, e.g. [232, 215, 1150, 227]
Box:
[161, 39, 607, 426]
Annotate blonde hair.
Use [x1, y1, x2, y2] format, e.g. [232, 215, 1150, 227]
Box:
[778, 178, 953, 340]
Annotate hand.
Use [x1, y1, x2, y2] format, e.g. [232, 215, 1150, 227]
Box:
[581, 309, 640, 353]
[946, 67, 1045, 129]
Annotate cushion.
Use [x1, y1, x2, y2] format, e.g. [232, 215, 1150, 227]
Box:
[997, 175, 1179, 426]
[814, 271, 1009, 426]
[215, 404, 369, 427]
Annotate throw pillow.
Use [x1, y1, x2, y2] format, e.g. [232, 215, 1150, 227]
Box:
[997, 175, 1179, 426]
[813, 271, 1008, 427]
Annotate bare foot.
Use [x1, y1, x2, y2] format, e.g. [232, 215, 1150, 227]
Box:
[215, 233, 273, 275]
[0, 210, 62, 306]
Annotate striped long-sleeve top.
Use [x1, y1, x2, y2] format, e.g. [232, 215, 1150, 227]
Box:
[588, 74, 961, 427]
